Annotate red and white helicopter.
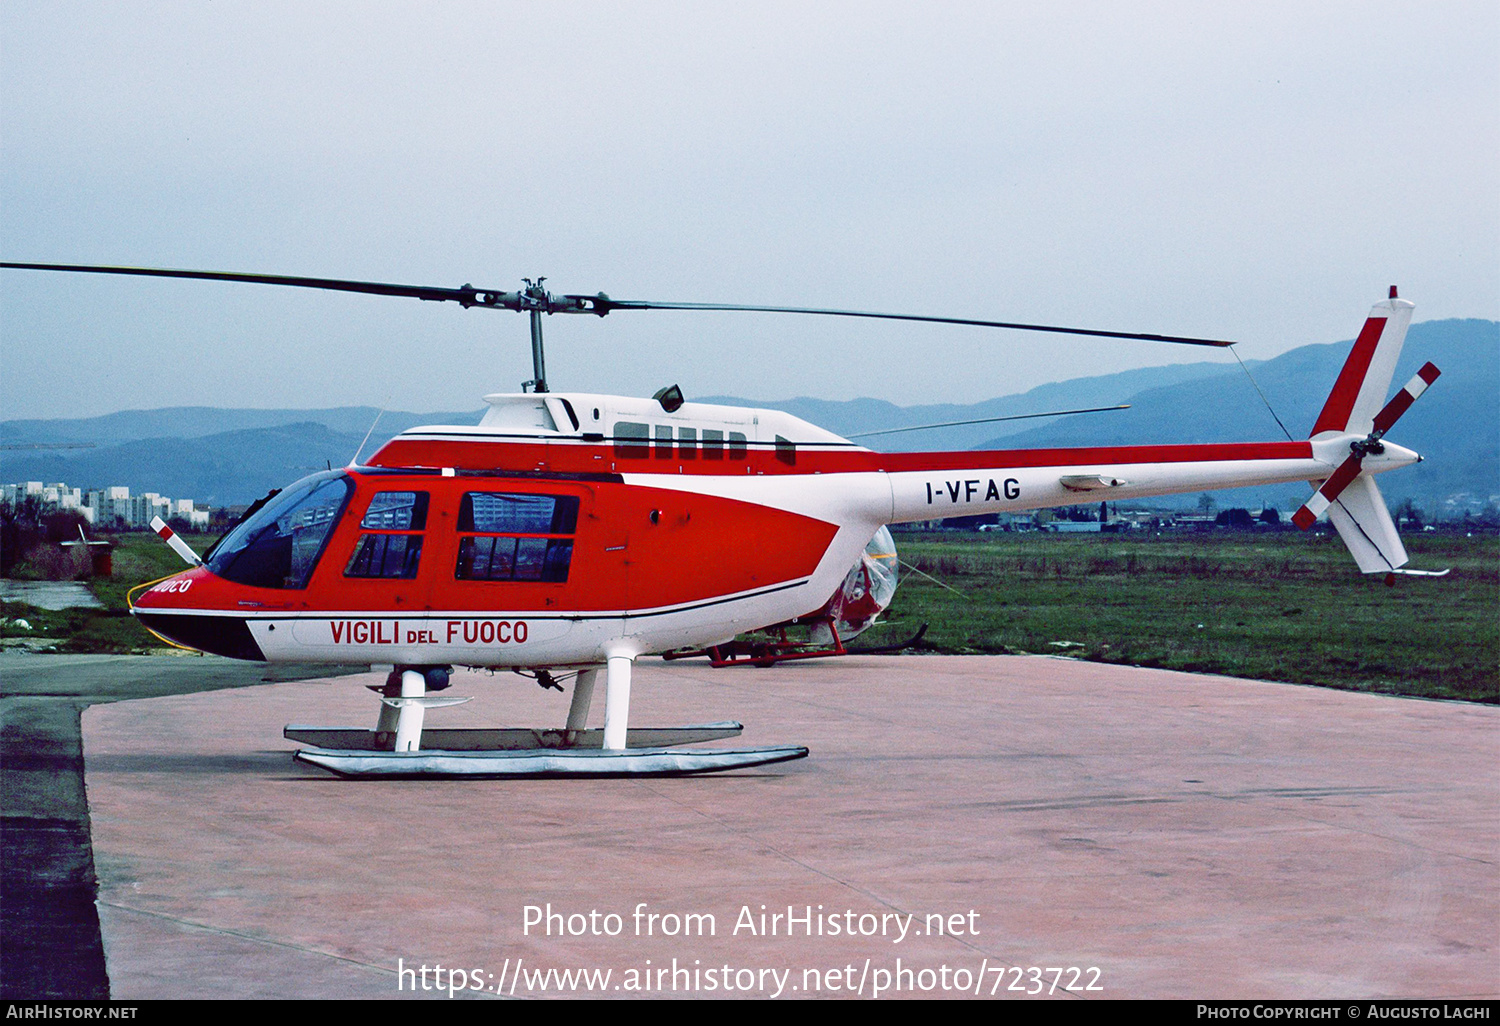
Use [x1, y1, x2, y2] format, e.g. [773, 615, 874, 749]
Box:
[1, 263, 1442, 777]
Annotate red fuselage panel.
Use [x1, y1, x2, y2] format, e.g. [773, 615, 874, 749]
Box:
[134, 473, 838, 616]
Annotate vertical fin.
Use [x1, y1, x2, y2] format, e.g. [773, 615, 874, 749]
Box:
[1310, 294, 1415, 438]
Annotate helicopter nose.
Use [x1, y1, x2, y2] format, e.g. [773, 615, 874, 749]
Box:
[131, 566, 214, 610]
[132, 568, 267, 661]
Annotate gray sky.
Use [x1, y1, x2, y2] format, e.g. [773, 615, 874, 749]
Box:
[3, 1, 1496, 421]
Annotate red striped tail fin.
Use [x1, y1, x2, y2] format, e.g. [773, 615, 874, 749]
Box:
[1309, 288, 1415, 439]
[1292, 289, 1448, 577]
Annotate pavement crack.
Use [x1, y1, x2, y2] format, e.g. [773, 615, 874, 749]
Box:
[96, 901, 398, 977]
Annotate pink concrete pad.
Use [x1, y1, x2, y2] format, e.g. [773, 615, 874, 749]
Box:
[82, 656, 1498, 1000]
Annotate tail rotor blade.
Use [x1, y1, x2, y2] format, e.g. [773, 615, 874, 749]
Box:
[1371, 362, 1440, 438]
[1292, 454, 1365, 530]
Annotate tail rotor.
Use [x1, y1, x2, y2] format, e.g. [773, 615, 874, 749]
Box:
[1292, 361, 1441, 531]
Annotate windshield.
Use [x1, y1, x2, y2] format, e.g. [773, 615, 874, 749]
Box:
[205, 471, 352, 589]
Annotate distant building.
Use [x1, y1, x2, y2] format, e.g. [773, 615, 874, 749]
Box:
[2, 478, 208, 530]
[1047, 521, 1102, 533]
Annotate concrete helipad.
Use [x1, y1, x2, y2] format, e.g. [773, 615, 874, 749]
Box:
[81, 656, 1497, 1000]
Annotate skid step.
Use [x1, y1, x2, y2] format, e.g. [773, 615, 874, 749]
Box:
[284, 722, 744, 752]
[293, 744, 808, 778]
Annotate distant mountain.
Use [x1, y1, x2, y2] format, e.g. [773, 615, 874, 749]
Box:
[0, 423, 369, 507]
[0, 406, 483, 447]
[0, 408, 483, 507]
[2, 319, 1492, 511]
[701, 358, 1253, 452]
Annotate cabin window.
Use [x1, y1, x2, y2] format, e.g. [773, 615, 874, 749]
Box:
[345, 533, 423, 579]
[776, 434, 797, 466]
[205, 471, 351, 590]
[728, 431, 748, 460]
[460, 493, 578, 534]
[360, 491, 428, 530]
[702, 428, 724, 460]
[677, 426, 697, 458]
[654, 425, 674, 459]
[456, 492, 579, 583]
[613, 421, 649, 458]
[345, 491, 429, 579]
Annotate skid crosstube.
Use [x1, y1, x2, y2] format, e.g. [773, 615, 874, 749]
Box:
[284, 722, 744, 752]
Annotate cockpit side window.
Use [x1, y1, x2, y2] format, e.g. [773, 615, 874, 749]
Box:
[205, 471, 352, 590]
[345, 534, 423, 579]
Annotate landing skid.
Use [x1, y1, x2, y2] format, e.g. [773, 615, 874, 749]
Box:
[287, 662, 808, 779]
[293, 744, 809, 778]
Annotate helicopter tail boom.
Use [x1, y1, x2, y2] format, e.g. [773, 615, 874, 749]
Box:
[880, 441, 1330, 524]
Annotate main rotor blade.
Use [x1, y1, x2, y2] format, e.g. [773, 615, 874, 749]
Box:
[2, 262, 1238, 346]
[593, 299, 1237, 347]
[846, 405, 1131, 439]
[0, 262, 507, 307]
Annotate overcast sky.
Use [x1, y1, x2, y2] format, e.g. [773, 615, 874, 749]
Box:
[2, 1, 1496, 421]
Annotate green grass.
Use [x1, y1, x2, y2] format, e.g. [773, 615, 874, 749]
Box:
[1, 533, 217, 654]
[860, 530, 1498, 703]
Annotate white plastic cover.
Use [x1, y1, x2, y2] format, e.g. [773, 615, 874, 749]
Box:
[823, 525, 899, 640]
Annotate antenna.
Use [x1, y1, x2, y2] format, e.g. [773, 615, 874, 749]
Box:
[350, 399, 391, 467]
[846, 404, 1131, 439]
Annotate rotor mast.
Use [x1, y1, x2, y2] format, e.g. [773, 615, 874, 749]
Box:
[521, 277, 549, 393]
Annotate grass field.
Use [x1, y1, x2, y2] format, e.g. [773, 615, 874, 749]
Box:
[3, 529, 1496, 703]
[0, 533, 220, 656]
[862, 529, 1498, 704]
